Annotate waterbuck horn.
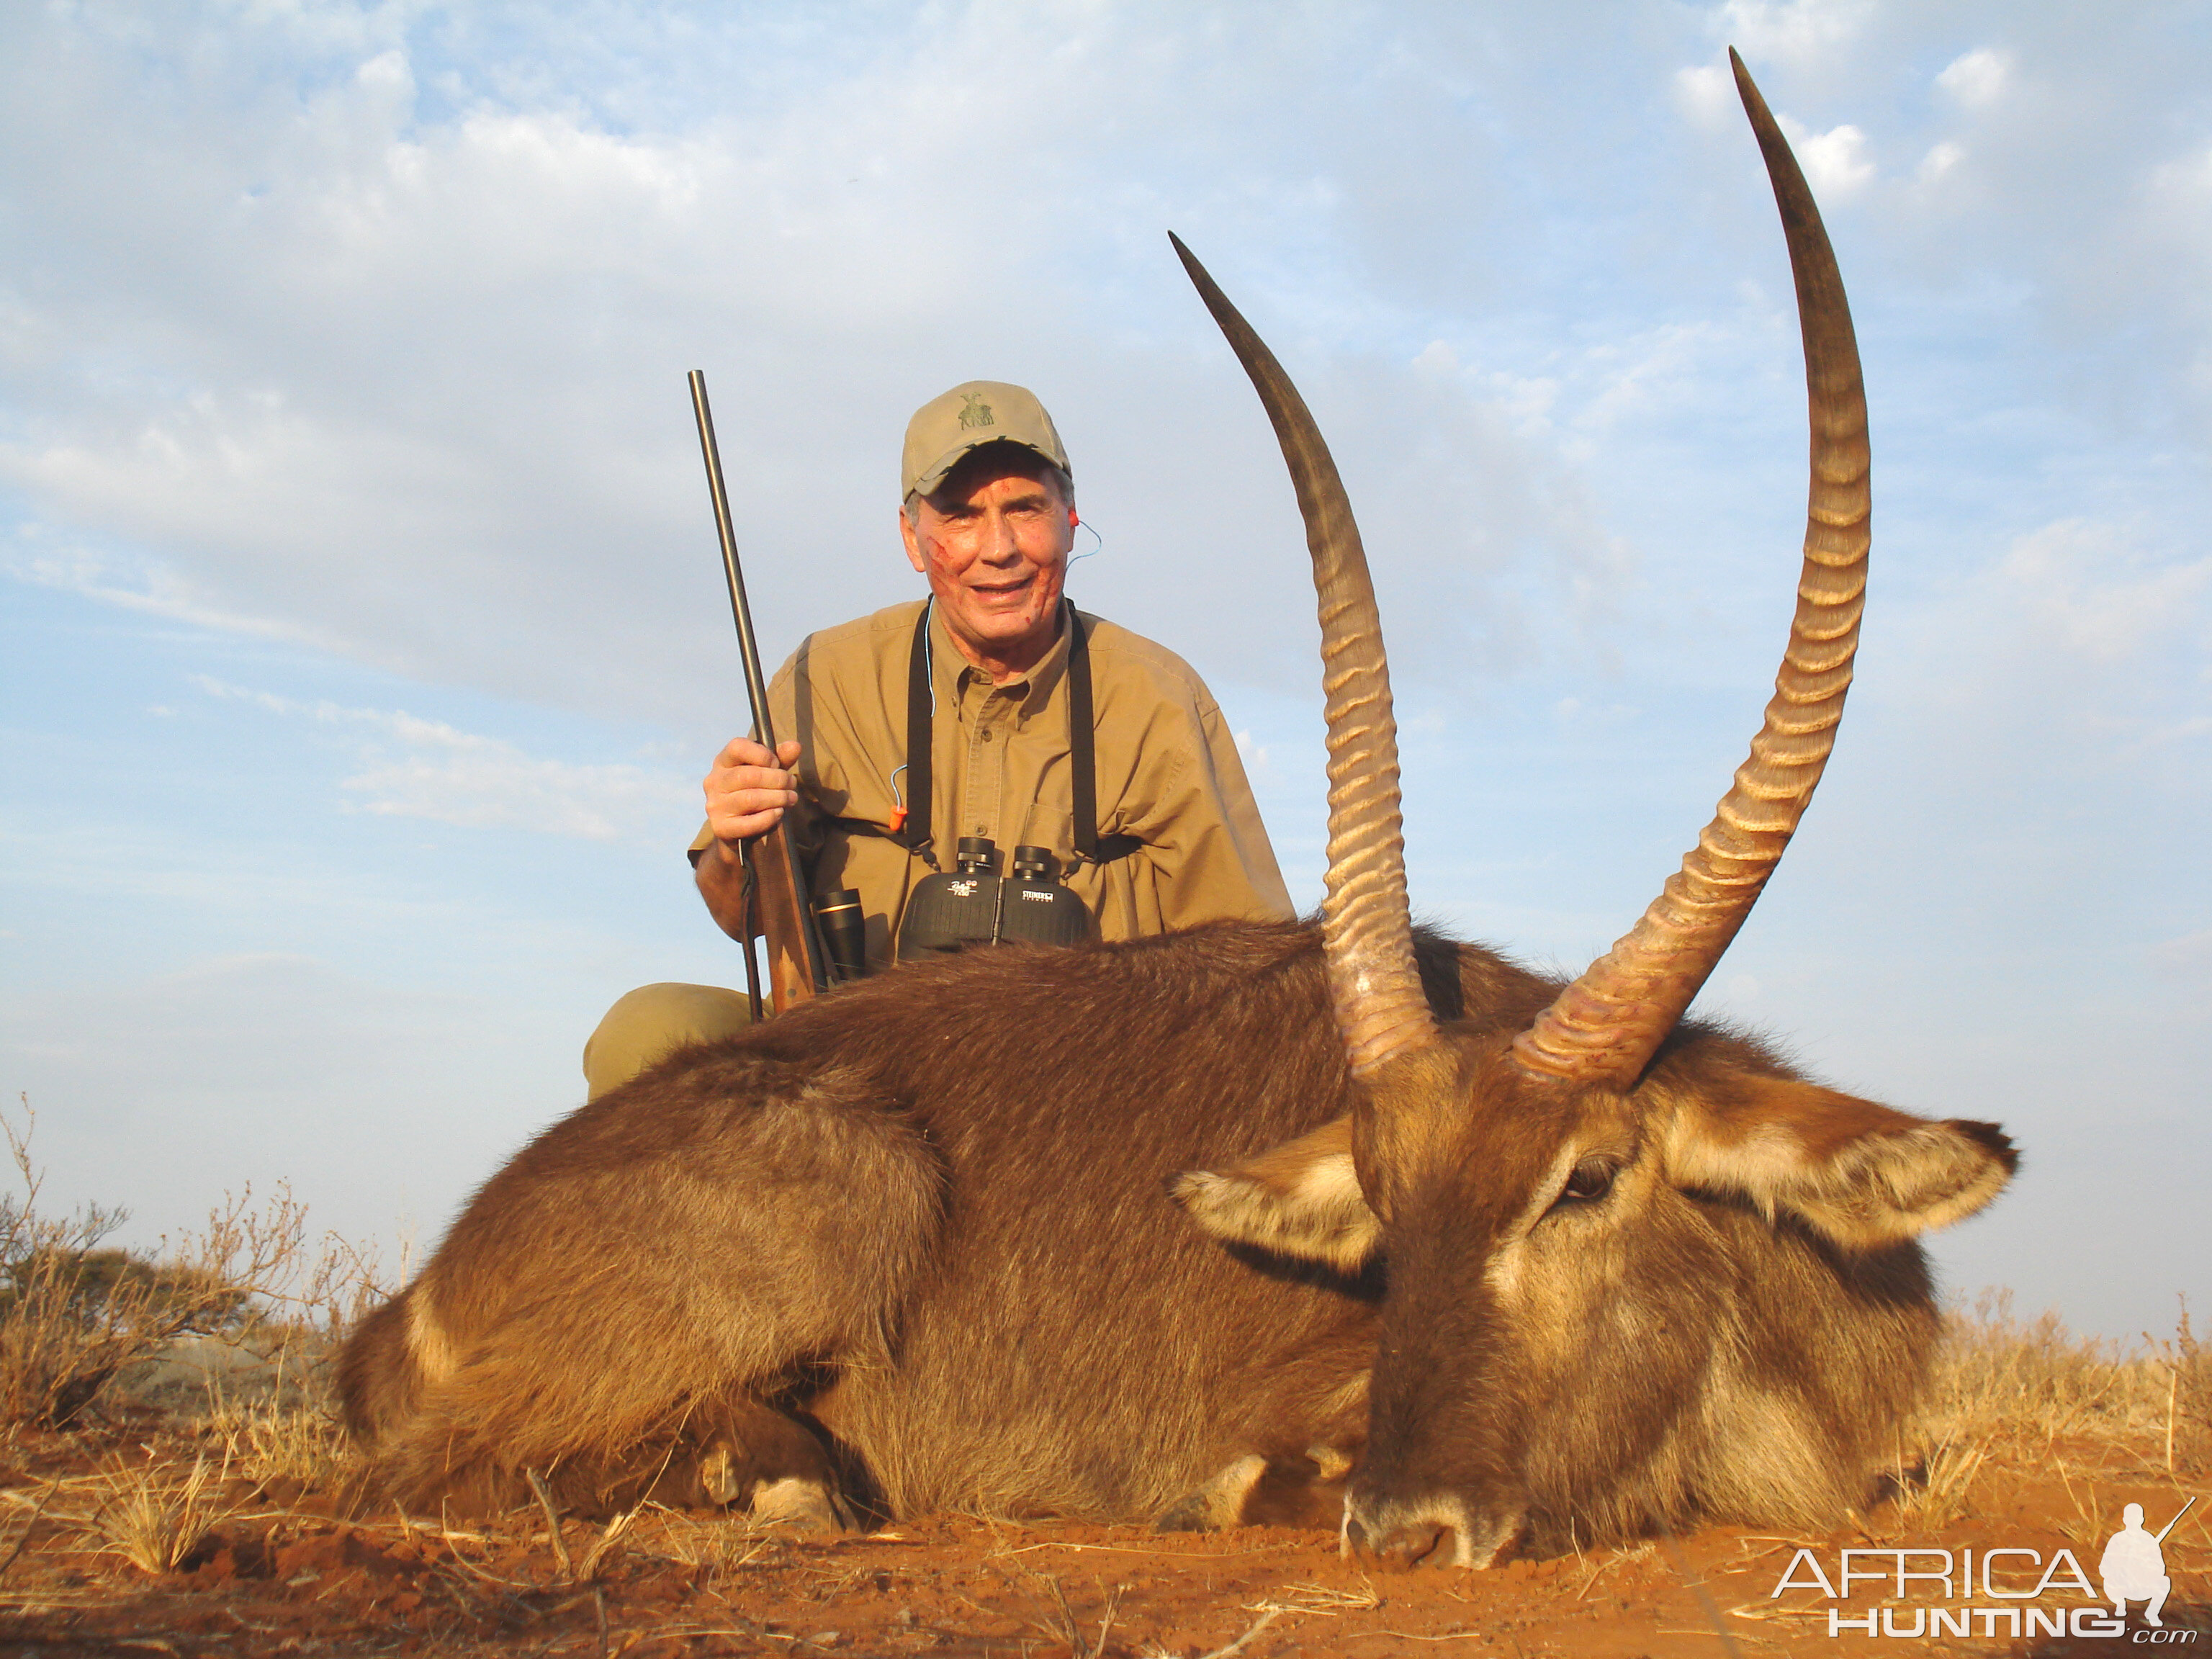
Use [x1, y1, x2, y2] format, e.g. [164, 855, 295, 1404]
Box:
[1170, 232, 1439, 1079]
[1511, 49, 1872, 1087]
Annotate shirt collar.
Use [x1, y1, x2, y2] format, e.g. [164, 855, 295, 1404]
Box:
[930, 600, 1072, 709]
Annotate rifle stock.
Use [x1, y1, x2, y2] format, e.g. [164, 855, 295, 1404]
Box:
[689, 370, 827, 1013]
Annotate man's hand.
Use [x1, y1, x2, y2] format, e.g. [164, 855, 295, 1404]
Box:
[704, 737, 803, 845]
[697, 736, 803, 943]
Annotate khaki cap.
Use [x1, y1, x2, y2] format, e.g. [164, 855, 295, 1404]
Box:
[902, 381, 1071, 501]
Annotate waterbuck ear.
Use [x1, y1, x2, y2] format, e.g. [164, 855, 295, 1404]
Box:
[1661, 1071, 2018, 1250]
[1170, 1116, 1382, 1272]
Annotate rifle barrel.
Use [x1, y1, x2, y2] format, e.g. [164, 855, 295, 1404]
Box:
[690, 372, 781, 753]
[688, 369, 827, 1008]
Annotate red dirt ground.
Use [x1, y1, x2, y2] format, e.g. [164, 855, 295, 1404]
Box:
[0, 1419, 2202, 1658]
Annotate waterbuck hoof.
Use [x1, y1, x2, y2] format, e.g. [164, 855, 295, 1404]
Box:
[1152, 1494, 1210, 1533]
[1154, 1453, 1268, 1533]
[749, 1475, 847, 1535]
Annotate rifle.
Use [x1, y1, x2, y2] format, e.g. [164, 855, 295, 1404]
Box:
[2154, 1495, 2197, 1545]
[688, 369, 829, 1014]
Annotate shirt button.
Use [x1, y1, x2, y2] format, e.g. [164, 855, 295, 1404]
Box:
[979, 729, 994, 743]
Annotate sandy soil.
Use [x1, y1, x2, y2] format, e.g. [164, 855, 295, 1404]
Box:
[0, 1413, 2202, 1658]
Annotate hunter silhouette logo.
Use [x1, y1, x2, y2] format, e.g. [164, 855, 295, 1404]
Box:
[957, 391, 995, 430]
[2104, 1498, 2194, 1628]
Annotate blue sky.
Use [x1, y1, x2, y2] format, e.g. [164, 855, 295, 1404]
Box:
[3, 1, 2206, 1340]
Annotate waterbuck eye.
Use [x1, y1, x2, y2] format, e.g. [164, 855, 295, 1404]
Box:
[1557, 1159, 1617, 1206]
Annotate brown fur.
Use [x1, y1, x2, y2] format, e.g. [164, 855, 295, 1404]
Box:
[338, 922, 2013, 1561]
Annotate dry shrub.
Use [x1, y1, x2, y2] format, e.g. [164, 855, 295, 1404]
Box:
[1921, 1290, 2136, 1454]
[0, 1095, 387, 1436]
[1904, 1289, 2209, 1520]
[0, 1100, 246, 1426]
[2141, 1302, 2211, 1478]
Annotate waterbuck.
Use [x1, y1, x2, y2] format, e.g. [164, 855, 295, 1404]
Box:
[339, 55, 2015, 1568]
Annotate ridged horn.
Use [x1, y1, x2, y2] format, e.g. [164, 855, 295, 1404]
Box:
[1511, 50, 1871, 1087]
[1171, 233, 1439, 1079]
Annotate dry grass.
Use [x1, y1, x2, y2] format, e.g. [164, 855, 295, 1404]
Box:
[200, 1386, 360, 1496]
[0, 1451, 248, 1577]
[1001, 1566, 1126, 1659]
[86, 1451, 241, 1575]
[641, 1504, 777, 1576]
[1876, 1431, 1987, 1533]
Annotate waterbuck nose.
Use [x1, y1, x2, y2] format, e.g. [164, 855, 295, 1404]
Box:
[1348, 1517, 1455, 1570]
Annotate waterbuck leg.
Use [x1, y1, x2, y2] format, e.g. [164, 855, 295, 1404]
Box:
[519, 1396, 858, 1529]
[662, 1397, 851, 1533]
[1155, 1444, 1359, 1533]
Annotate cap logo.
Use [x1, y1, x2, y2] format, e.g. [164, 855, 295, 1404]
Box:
[958, 392, 997, 431]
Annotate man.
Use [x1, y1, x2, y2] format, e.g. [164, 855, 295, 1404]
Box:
[583, 381, 1293, 1099]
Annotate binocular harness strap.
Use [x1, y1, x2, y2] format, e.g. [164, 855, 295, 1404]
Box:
[901, 610, 935, 864]
[1066, 607, 1100, 866]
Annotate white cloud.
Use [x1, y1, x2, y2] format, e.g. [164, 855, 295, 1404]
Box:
[1777, 117, 1874, 195]
[1569, 320, 1734, 436]
[1879, 518, 2212, 785]
[1936, 46, 2011, 109]
[2150, 927, 2212, 976]
[1411, 339, 1459, 377]
[341, 737, 690, 842]
[12, 549, 344, 652]
[2125, 140, 2212, 414]
[1712, 0, 1874, 64]
[1916, 140, 1965, 185]
[190, 675, 694, 842]
[1995, 519, 2212, 666]
[1674, 61, 1735, 127]
[1231, 727, 1272, 783]
[0, 4, 1622, 713]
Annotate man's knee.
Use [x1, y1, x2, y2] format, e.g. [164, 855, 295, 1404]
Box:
[584, 982, 753, 1100]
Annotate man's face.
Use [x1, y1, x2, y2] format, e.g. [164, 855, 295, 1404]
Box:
[901, 455, 1076, 673]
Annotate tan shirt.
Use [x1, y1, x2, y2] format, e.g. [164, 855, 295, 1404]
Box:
[693, 600, 1293, 972]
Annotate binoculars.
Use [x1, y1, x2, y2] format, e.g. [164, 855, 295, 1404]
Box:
[894, 837, 1094, 963]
